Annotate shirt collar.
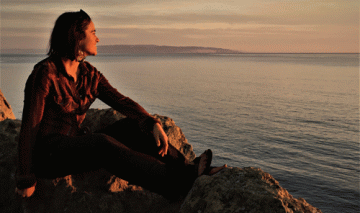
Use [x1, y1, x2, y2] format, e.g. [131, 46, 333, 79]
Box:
[52, 56, 88, 80]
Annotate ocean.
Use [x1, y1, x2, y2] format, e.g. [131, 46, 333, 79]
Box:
[1, 53, 359, 213]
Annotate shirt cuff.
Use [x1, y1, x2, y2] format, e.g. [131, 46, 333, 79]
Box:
[16, 173, 37, 190]
[139, 116, 162, 133]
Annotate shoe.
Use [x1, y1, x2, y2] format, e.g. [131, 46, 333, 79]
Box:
[197, 149, 212, 176]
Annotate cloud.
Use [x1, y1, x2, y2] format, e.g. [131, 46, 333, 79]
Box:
[3, 0, 358, 29]
[254, 0, 359, 26]
[1, 0, 358, 52]
[1, 11, 58, 28]
[95, 24, 358, 52]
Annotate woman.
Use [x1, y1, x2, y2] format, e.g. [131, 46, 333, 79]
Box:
[15, 10, 226, 200]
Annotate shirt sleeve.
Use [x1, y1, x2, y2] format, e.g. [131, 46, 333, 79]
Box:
[96, 71, 160, 133]
[17, 64, 51, 189]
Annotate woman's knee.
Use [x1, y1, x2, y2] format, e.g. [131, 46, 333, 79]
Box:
[90, 133, 129, 152]
[89, 133, 115, 146]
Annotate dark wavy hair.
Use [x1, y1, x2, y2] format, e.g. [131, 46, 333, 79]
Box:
[47, 10, 91, 60]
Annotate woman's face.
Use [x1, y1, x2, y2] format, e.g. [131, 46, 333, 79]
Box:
[80, 21, 100, 57]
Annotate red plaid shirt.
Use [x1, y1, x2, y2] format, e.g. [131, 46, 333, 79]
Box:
[17, 56, 159, 188]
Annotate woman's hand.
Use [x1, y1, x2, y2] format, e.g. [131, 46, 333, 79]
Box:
[15, 185, 36, 198]
[153, 123, 168, 157]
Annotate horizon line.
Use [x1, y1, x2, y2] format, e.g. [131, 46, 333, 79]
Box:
[1, 51, 359, 54]
[1, 46, 359, 55]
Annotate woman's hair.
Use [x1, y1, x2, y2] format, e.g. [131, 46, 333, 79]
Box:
[47, 9, 91, 60]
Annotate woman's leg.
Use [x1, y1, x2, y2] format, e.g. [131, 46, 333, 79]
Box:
[34, 133, 196, 199]
[97, 118, 190, 167]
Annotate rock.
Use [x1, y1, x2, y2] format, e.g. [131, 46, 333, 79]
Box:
[80, 108, 127, 132]
[0, 108, 322, 213]
[0, 119, 23, 211]
[81, 108, 196, 161]
[0, 89, 16, 121]
[0, 109, 195, 213]
[180, 167, 322, 213]
[153, 114, 195, 161]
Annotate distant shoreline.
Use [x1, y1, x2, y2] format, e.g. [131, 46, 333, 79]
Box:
[97, 45, 242, 54]
[1, 52, 359, 55]
[2, 44, 359, 55]
[1, 45, 241, 55]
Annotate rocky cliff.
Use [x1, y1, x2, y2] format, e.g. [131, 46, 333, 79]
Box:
[0, 107, 322, 213]
[0, 90, 16, 121]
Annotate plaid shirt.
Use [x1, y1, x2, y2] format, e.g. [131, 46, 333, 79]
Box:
[17, 56, 159, 189]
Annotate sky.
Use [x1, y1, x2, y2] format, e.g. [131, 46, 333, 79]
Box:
[1, 0, 359, 53]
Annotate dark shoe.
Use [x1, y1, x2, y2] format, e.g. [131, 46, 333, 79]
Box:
[197, 149, 212, 176]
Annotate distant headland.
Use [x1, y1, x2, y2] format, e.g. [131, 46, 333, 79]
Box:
[97, 45, 242, 54]
[2, 45, 242, 55]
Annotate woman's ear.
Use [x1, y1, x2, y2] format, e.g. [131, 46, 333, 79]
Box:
[77, 40, 85, 62]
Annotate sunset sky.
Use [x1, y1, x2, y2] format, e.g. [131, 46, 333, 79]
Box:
[1, 0, 359, 53]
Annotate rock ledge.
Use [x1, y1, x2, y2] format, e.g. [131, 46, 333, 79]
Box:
[0, 108, 322, 213]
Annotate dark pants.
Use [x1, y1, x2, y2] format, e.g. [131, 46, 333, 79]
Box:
[33, 118, 196, 199]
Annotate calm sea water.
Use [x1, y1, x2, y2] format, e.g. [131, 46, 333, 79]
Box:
[1, 53, 359, 213]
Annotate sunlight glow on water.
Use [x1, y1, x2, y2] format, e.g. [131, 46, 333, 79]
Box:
[1, 53, 359, 213]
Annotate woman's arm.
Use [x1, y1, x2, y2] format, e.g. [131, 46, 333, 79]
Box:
[96, 72, 160, 132]
[17, 65, 51, 192]
[96, 72, 168, 156]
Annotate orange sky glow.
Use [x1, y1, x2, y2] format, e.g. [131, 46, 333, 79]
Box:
[1, 0, 359, 53]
